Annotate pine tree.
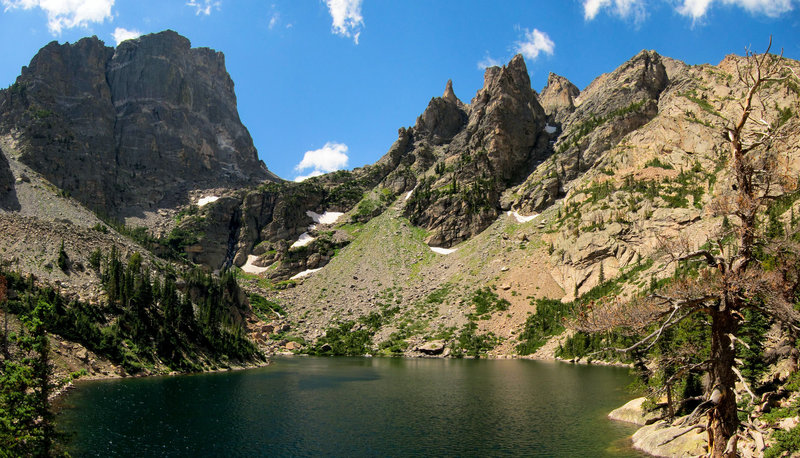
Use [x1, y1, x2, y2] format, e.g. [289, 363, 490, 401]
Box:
[0, 300, 58, 455]
[57, 241, 69, 272]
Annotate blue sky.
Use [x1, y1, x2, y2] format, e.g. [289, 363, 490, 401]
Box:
[1, 1, 799, 181]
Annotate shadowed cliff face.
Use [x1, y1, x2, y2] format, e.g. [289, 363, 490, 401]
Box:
[0, 30, 278, 218]
[0, 150, 19, 211]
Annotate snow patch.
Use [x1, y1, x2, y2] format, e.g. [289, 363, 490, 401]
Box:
[241, 255, 270, 274]
[291, 268, 321, 280]
[291, 232, 315, 248]
[197, 195, 219, 207]
[306, 210, 343, 226]
[544, 124, 557, 134]
[507, 211, 539, 223]
[430, 246, 457, 255]
[404, 185, 418, 201]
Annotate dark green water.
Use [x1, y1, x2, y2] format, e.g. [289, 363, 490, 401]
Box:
[56, 357, 645, 457]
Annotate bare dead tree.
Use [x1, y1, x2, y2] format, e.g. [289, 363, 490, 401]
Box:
[573, 38, 800, 457]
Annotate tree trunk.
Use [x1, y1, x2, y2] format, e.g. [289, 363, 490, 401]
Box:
[707, 305, 739, 457]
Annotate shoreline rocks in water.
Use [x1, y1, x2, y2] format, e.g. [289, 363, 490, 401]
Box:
[608, 396, 708, 457]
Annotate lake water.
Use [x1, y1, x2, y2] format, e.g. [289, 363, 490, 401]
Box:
[57, 357, 645, 457]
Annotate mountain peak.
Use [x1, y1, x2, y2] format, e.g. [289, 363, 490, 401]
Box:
[443, 79, 457, 103]
[539, 72, 579, 121]
[0, 29, 277, 217]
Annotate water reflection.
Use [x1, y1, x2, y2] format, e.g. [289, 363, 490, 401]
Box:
[58, 357, 646, 457]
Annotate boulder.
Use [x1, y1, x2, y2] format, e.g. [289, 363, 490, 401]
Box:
[416, 340, 446, 355]
[608, 397, 660, 426]
[631, 420, 707, 457]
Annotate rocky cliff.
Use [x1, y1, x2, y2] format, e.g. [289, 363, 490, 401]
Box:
[397, 55, 549, 247]
[0, 30, 277, 219]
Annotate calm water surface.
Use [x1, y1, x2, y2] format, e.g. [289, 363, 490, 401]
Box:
[57, 357, 646, 457]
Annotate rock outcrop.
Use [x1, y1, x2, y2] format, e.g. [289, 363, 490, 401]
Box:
[538, 72, 580, 124]
[458, 54, 548, 183]
[513, 50, 670, 213]
[402, 55, 549, 247]
[0, 30, 278, 218]
[414, 80, 468, 146]
[608, 397, 661, 426]
[0, 149, 19, 211]
[631, 421, 708, 457]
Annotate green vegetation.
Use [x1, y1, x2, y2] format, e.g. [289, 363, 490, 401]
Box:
[95, 214, 200, 262]
[447, 322, 495, 358]
[352, 197, 380, 222]
[0, 281, 61, 456]
[451, 322, 500, 358]
[308, 320, 376, 356]
[88, 249, 102, 271]
[468, 287, 509, 319]
[249, 293, 285, 321]
[680, 89, 722, 118]
[2, 250, 262, 375]
[644, 158, 674, 170]
[515, 299, 572, 355]
[765, 426, 800, 458]
[57, 241, 69, 272]
[425, 284, 452, 304]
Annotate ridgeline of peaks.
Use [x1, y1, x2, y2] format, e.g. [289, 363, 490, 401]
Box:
[0, 30, 277, 219]
[1, 31, 799, 392]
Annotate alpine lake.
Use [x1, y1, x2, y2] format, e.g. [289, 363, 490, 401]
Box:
[56, 356, 648, 456]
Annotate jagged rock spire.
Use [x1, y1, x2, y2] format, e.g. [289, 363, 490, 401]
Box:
[443, 79, 457, 103]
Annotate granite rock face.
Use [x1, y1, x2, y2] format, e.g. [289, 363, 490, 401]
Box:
[458, 54, 548, 184]
[414, 80, 468, 146]
[0, 30, 277, 218]
[400, 55, 549, 247]
[538, 72, 580, 125]
[512, 50, 670, 212]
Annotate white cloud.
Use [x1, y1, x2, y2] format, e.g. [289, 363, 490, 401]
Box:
[582, 0, 647, 22]
[677, 0, 795, 20]
[293, 142, 349, 181]
[112, 27, 140, 46]
[584, 0, 795, 22]
[186, 0, 219, 16]
[268, 12, 279, 29]
[1, 0, 114, 34]
[583, 0, 610, 19]
[477, 54, 502, 69]
[294, 170, 325, 182]
[325, 0, 363, 44]
[513, 28, 555, 61]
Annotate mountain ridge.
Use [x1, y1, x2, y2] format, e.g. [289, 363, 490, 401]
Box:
[1, 32, 798, 394]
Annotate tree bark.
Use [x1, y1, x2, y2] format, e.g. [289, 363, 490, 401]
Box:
[707, 304, 739, 458]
